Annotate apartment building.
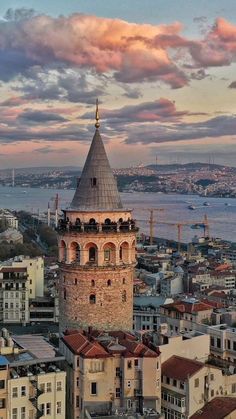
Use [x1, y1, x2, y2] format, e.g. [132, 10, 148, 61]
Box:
[0, 329, 66, 419]
[161, 355, 236, 418]
[60, 330, 161, 419]
[208, 324, 236, 364]
[160, 298, 214, 333]
[6, 256, 44, 298]
[0, 267, 29, 324]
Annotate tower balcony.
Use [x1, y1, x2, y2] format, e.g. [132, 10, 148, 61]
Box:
[57, 219, 138, 235]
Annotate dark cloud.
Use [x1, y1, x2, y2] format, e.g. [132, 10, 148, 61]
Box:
[122, 87, 143, 99]
[228, 81, 236, 88]
[18, 110, 68, 124]
[34, 146, 70, 154]
[124, 115, 236, 144]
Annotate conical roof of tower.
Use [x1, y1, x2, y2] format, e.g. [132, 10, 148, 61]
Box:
[70, 103, 123, 211]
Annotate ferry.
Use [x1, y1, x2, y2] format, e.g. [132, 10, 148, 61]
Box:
[188, 205, 196, 210]
[203, 202, 210, 206]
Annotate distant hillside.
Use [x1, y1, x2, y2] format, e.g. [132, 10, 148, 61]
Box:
[0, 166, 82, 175]
[147, 162, 235, 172]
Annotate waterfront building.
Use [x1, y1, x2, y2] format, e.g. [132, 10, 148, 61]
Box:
[57, 103, 137, 332]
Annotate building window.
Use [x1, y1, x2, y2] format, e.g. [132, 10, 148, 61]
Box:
[89, 247, 96, 262]
[76, 395, 80, 407]
[107, 279, 111, 287]
[211, 389, 214, 397]
[233, 342, 236, 351]
[91, 382, 97, 395]
[217, 338, 221, 348]
[127, 360, 132, 369]
[173, 379, 177, 387]
[46, 403, 51, 415]
[123, 278, 126, 284]
[63, 288, 66, 300]
[12, 387, 18, 398]
[0, 398, 5, 408]
[46, 382, 52, 393]
[91, 280, 95, 287]
[21, 406, 26, 419]
[0, 380, 5, 389]
[56, 381, 62, 391]
[89, 294, 96, 304]
[232, 383, 236, 393]
[75, 278, 78, 285]
[76, 377, 79, 387]
[122, 290, 127, 303]
[194, 378, 199, 388]
[116, 367, 121, 377]
[166, 377, 170, 385]
[180, 381, 185, 390]
[127, 380, 131, 388]
[90, 178, 97, 187]
[56, 401, 62, 414]
[210, 337, 214, 347]
[40, 383, 45, 393]
[12, 408, 17, 419]
[116, 388, 121, 398]
[21, 386, 26, 396]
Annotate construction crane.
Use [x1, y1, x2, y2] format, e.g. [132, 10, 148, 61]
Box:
[137, 216, 210, 252]
[137, 208, 165, 245]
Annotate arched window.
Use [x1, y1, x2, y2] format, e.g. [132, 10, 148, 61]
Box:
[103, 242, 116, 264]
[89, 294, 96, 304]
[60, 240, 66, 262]
[89, 247, 96, 262]
[122, 290, 126, 303]
[91, 280, 95, 287]
[107, 280, 111, 287]
[105, 218, 111, 225]
[120, 242, 129, 263]
[89, 218, 96, 225]
[119, 218, 123, 223]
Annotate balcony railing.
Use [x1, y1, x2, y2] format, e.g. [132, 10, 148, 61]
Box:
[57, 220, 138, 234]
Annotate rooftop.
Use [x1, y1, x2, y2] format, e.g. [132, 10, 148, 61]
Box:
[162, 355, 204, 381]
[70, 102, 123, 211]
[161, 299, 213, 313]
[190, 397, 236, 419]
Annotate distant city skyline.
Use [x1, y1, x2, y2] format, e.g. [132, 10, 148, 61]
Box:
[0, 0, 236, 168]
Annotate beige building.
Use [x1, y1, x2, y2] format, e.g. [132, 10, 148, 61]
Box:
[8, 256, 44, 298]
[0, 266, 29, 324]
[161, 355, 236, 418]
[0, 329, 66, 419]
[60, 329, 161, 419]
[207, 324, 236, 364]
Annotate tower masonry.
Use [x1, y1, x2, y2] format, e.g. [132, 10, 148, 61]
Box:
[57, 102, 138, 332]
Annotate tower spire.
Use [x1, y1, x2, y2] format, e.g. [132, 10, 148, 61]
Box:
[95, 98, 100, 129]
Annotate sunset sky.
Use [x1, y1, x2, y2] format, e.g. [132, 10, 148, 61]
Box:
[1, 0, 236, 168]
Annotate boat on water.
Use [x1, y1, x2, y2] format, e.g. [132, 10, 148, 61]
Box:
[188, 205, 196, 210]
[224, 202, 231, 206]
[203, 202, 210, 206]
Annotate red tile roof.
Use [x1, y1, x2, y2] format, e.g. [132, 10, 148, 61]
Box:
[162, 356, 204, 381]
[162, 300, 213, 314]
[190, 397, 236, 419]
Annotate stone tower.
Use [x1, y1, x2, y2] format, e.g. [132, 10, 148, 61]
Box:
[57, 101, 137, 332]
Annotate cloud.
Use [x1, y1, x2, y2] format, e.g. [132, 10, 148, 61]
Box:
[228, 81, 236, 88]
[34, 146, 70, 154]
[82, 98, 188, 124]
[124, 115, 236, 144]
[0, 11, 190, 88]
[18, 110, 68, 124]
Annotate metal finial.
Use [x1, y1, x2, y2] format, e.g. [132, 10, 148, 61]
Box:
[95, 98, 100, 129]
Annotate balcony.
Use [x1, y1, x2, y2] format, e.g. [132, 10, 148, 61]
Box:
[57, 219, 138, 235]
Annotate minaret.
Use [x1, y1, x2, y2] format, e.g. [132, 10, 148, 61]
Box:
[57, 101, 137, 332]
